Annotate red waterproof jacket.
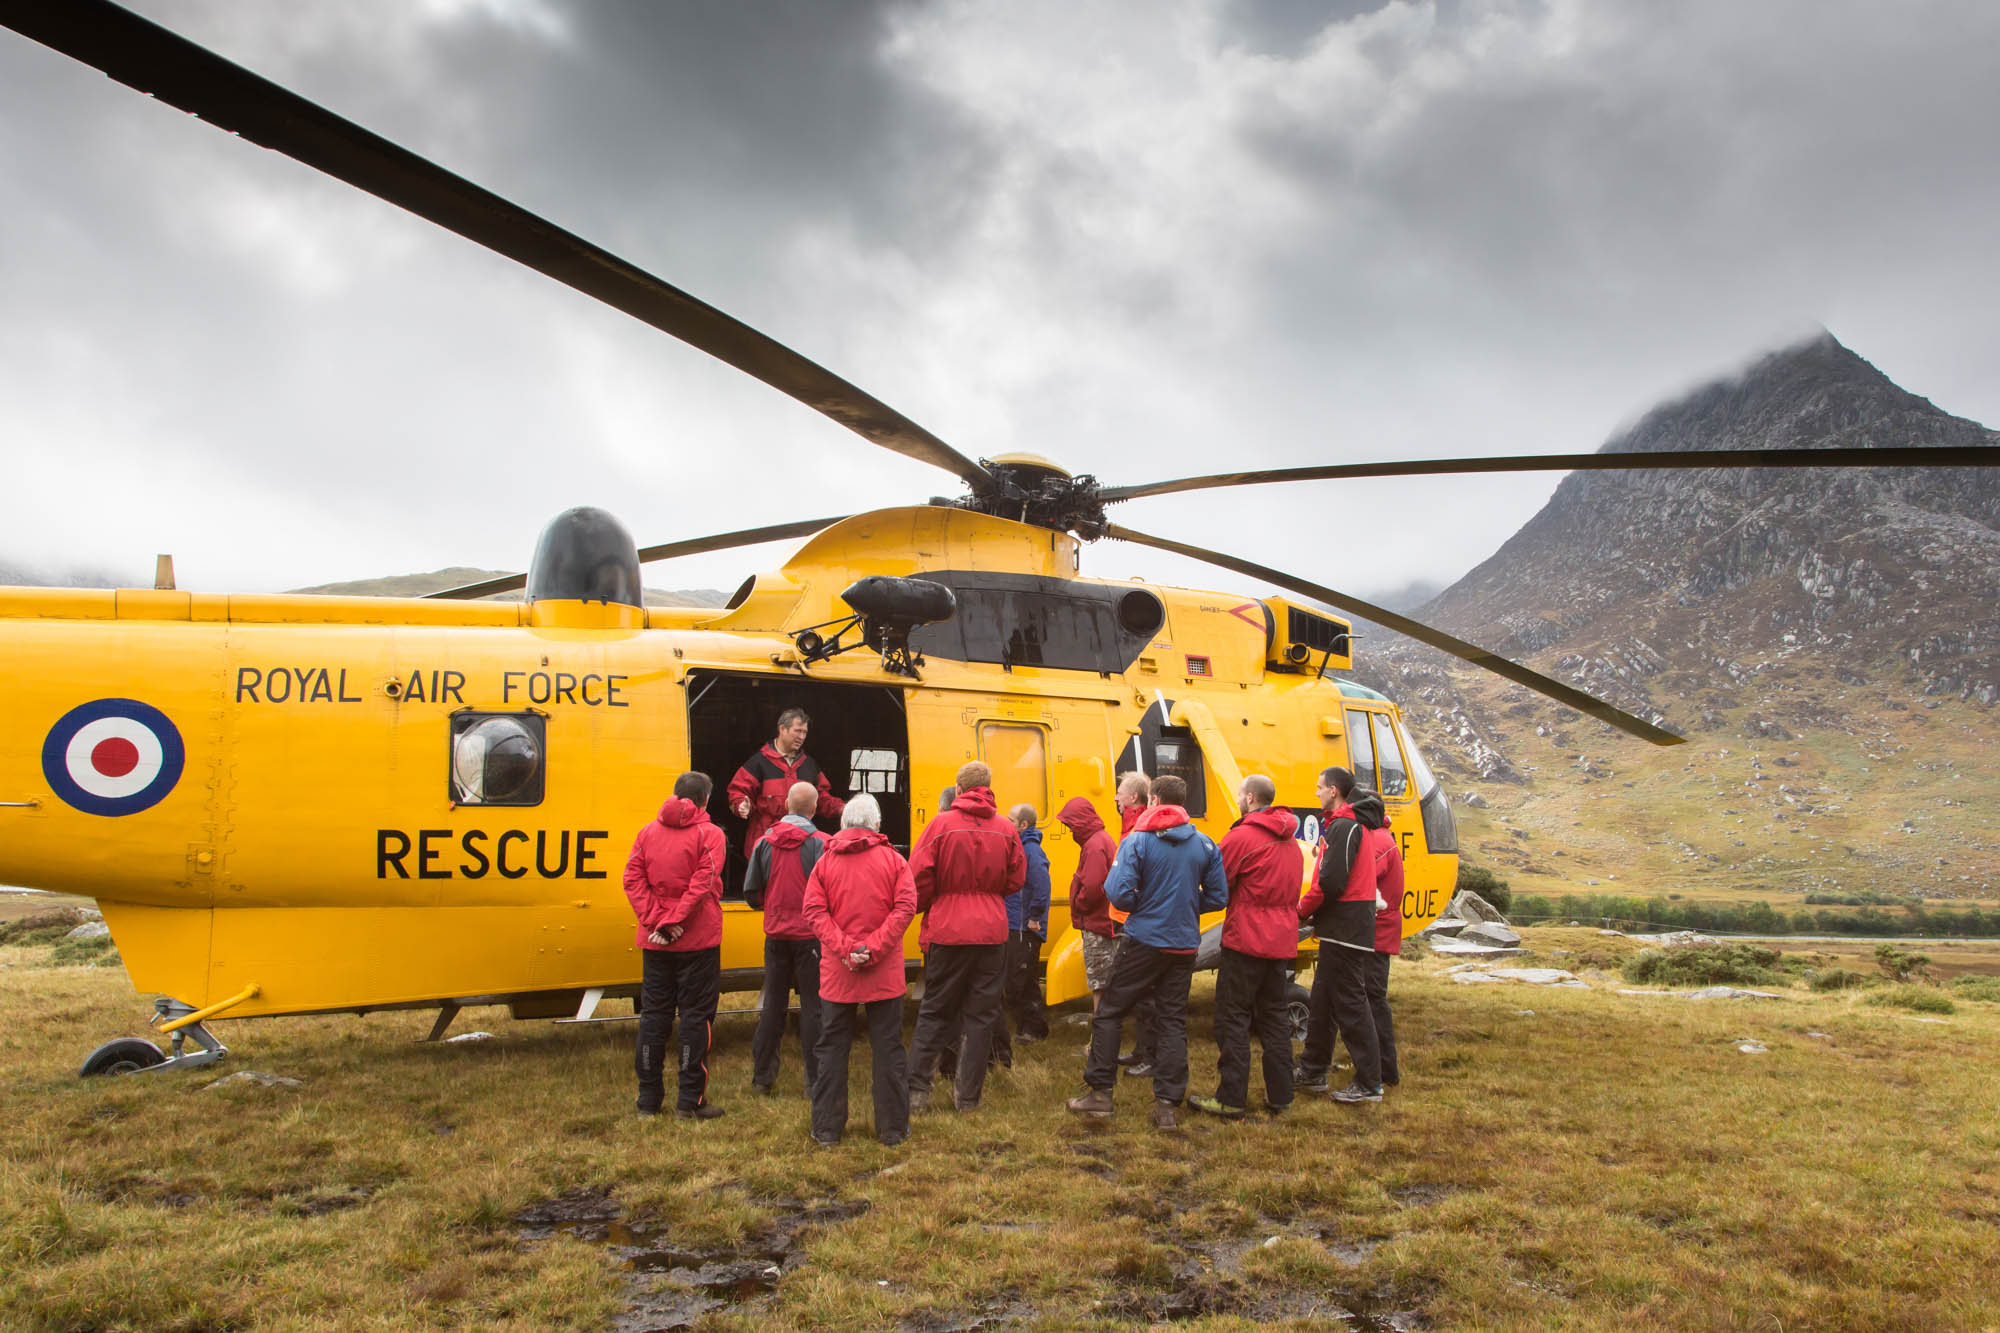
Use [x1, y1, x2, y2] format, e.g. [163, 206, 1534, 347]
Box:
[1058, 797, 1117, 938]
[1218, 806, 1305, 960]
[724, 744, 845, 856]
[623, 798, 726, 952]
[909, 786, 1025, 948]
[1371, 820, 1406, 955]
[802, 827, 918, 1004]
[745, 818, 826, 940]
[1108, 800, 1144, 923]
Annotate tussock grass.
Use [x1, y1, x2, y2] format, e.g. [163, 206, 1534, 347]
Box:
[3, 925, 1999, 1330]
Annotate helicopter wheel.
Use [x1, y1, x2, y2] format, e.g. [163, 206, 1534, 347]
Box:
[78, 1037, 167, 1078]
[1285, 982, 1312, 1046]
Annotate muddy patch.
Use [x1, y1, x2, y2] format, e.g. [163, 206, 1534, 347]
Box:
[899, 1295, 1037, 1331]
[516, 1189, 871, 1331]
[1388, 1183, 1460, 1209]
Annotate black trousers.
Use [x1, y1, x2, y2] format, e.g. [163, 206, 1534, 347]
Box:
[1084, 939, 1194, 1105]
[908, 942, 1007, 1107]
[1004, 929, 1049, 1040]
[1112, 931, 1157, 1061]
[989, 930, 1049, 1064]
[636, 946, 719, 1112]
[811, 997, 908, 1142]
[1365, 950, 1399, 1085]
[751, 936, 822, 1093]
[1212, 948, 1295, 1111]
[1300, 944, 1380, 1090]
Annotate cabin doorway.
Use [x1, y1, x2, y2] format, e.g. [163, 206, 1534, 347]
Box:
[684, 670, 910, 897]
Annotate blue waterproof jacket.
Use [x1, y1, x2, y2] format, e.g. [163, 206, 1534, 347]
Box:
[1104, 805, 1228, 950]
[1007, 826, 1053, 934]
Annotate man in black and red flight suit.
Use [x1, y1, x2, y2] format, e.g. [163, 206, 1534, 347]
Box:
[726, 707, 846, 859]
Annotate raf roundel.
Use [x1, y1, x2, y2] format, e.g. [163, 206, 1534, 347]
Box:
[41, 699, 187, 817]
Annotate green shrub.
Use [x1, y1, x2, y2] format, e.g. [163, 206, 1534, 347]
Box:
[1865, 985, 1954, 1015]
[1808, 967, 1871, 992]
[1456, 863, 1511, 914]
[46, 934, 119, 968]
[1874, 943, 1933, 983]
[1620, 942, 1789, 988]
[1947, 975, 2000, 1003]
[0, 908, 94, 946]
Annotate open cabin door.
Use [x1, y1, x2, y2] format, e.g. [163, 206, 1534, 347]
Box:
[684, 670, 911, 894]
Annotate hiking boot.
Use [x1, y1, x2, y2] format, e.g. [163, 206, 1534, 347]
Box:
[1116, 1050, 1141, 1066]
[1018, 1031, 1047, 1045]
[677, 1103, 727, 1120]
[1330, 1082, 1384, 1104]
[1264, 1102, 1292, 1116]
[1293, 1067, 1329, 1095]
[908, 1087, 931, 1114]
[1187, 1095, 1245, 1120]
[1066, 1088, 1114, 1118]
[955, 1096, 981, 1112]
[751, 1080, 776, 1096]
[810, 1130, 840, 1147]
[877, 1129, 908, 1147]
[1121, 1061, 1156, 1079]
[635, 1101, 662, 1118]
[1150, 1100, 1179, 1130]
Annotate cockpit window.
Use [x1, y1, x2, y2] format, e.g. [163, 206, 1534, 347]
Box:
[449, 713, 545, 806]
[1396, 717, 1440, 802]
[1344, 708, 1377, 792]
[1370, 713, 1410, 798]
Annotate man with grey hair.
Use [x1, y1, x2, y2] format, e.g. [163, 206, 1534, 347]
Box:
[744, 781, 828, 1097]
[906, 761, 1026, 1112]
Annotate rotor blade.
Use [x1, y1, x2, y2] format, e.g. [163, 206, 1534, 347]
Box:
[1105, 522, 1686, 746]
[1101, 444, 2000, 503]
[0, 0, 994, 491]
[427, 515, 846, 600]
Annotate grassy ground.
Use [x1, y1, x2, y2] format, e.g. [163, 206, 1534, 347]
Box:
[4, 925, 1999, 1331]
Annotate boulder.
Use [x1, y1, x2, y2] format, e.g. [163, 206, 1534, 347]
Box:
[65, 920, 111, 940]
[1487, 967, 1586, 988]
[1629, 930, 1720, 948]
[1686, 987, 1781, 1001]
[1446, 891, 1509, 926]
[1457, 921, 1522, 948]
[1424, 918, 1469, 937]
[1431, 939, 1525, 959]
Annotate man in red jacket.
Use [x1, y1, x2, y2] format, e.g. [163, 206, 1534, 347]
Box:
[1296, 766, 1389, 1104]
[744, 782, 829, 1097]
[1058, 796, 1118, 1009]
[725, 708, 845, 859]
[623, 771, 728, 1119]
[1367, 807, 1407, 1090]
[906, 762, 1026, 1113]
[1190, 774, 1302, 1119]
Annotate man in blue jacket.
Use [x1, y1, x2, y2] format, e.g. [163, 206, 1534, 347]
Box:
[990, 804, 1052, 1067]
[1065, 775, 1227, 1129]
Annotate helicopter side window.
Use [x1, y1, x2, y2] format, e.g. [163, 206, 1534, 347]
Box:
[1370, 713, 1410, 799]
[850, 748, 902, 795]
[1343, 708, 1377, 793]
[1150, 731, 1208, 817]
[449, 712, 545, 806]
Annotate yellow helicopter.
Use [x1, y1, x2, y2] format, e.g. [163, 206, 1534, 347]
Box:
[2, 2, 1991, 1076]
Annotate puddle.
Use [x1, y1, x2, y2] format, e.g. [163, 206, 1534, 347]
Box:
[516, 1190, 871, 1331]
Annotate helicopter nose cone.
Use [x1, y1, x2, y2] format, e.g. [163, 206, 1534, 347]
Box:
[525, 507, 644, 607]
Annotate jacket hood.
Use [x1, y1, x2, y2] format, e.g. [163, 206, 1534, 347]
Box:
[1019, 825, 1043, 846]
[1236, 805, 1300, 840]
[827, 827, 891, 853]
[1346, 790, 1386, 829]
[949, 786, 999, 819]
[1134, 804, 1192, 835]
[657, 797, 709, 828]
[1058, 797, 1106, 842]
[766, 820, 814, 850]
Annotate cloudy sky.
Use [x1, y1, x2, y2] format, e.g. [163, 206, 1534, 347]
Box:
[2, 0, 1996, 602]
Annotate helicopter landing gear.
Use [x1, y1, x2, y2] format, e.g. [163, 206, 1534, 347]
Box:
[1286, 981, 1312, 1046]
[76, 992, 245, 1078]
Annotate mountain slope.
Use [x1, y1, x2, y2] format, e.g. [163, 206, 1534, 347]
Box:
[1357, 333, 2000, 905]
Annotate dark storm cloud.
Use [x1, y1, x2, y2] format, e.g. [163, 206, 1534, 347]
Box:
[2, 0, 1996, 598]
